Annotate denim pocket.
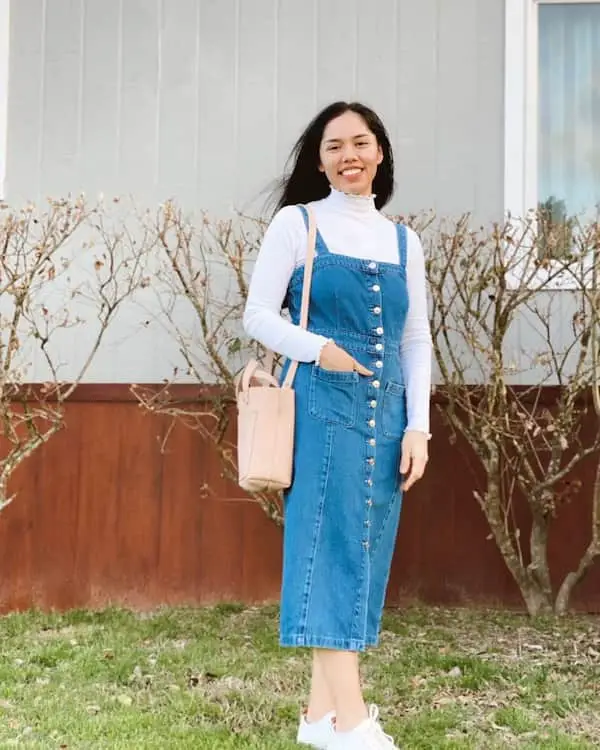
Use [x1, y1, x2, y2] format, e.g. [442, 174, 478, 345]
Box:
[308, 367, 358, 427]
[382, 381, 407, 438]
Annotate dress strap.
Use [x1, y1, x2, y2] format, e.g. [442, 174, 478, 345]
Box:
[395, 223, 408, 273]
[297, 205, 329, 255]
[297, 204, 310, 227]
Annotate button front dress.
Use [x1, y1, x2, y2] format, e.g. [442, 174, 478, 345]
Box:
[279, 205, 409, 652]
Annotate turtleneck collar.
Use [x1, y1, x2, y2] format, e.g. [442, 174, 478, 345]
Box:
[324, 186, 377, 215]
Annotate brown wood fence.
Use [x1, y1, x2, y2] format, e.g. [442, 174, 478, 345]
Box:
[0, 386, 599, 613]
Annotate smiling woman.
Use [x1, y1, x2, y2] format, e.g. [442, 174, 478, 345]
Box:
[273, 102, 395, 212]
[243, 102, 433, 749]
[319, 111, 384, 199]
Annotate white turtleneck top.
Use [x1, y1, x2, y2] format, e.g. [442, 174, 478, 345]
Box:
[243, 188, 432, 435]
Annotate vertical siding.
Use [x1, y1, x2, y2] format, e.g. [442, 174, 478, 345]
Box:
[436, 0, 479, 215]
[396, 0, 439, 214]
[40, 0, 82, 198]
[5, 0, 507, 382]
[236, 0, 278, 212]
[474, 0, 506, 219]
[275, 0, 317, 169]
[0, 0, 10, 197]
[2, 394, 600, 612]
[118, 1, 160, 194]
[158, 0, 199, 197]
[6, 0, 44, 199]
[6, 0, 506, 217]
[196, 0, 238, 212]
[356, 0, 398, 149]
[315, 0, 358, 102]
[80, 0, 120, 196]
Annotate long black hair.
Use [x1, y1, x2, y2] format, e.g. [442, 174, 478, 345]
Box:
[273, 101, 395, 215]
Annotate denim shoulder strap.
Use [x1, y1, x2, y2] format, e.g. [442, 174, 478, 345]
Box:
[297, 205, 329, 255]
[395, 223, 408, 273]
[297, 204, 309, 227]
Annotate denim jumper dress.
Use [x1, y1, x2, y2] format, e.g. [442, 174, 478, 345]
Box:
[279, 205, 409, 652]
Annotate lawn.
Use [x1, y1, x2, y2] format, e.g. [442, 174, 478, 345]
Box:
[0, 604, 598, 749]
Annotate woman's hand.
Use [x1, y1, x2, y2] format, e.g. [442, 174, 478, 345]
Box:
[400, 430, 429, 491]
[318, 341, 373, 376]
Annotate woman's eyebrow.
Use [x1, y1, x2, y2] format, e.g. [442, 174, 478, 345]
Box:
[323, 133, 371, 144]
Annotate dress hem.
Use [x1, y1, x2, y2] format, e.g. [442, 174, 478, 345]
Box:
[279, 633, 379, 651]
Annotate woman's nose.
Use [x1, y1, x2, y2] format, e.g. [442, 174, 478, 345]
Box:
[341, 144, 358, 161]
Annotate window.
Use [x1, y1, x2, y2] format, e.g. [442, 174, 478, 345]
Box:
[0, 0, 8, 200]
[504, 0, 600, 287]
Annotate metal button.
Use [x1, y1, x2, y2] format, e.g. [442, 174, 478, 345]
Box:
[375, 343, 383, 351]
[368, 262, 377, 270]
[366, 499, 373, 507]
[372, 380, 380, 389]
[363, 541, 370, 550]
[376, 327, 384, 335]
[369, 438, 376, 447]
[373, 306, 381, 315]
[375, 361, 383, 369]
[367, 457, 375, 465]
[364, 520, 371, 528]
[366, 478, 373, 486]
[368, 419, 376, 428]
[372, 284, 380, 292]
[370, 400, 377, 408]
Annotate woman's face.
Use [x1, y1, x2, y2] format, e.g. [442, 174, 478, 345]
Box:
[318, 110, 383, 197]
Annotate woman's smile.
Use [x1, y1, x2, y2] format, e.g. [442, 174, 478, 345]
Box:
[340, 166, 364, 179]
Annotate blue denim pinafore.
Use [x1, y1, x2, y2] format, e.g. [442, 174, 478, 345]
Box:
[279, 205, 409, 652]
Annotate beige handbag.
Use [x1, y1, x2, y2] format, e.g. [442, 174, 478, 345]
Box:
[236, 207, 318, 493]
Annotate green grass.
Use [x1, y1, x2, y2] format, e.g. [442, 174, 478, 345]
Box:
[0, 605, 598, 748]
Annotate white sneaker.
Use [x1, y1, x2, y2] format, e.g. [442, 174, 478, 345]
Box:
[296, 710, 336, 748]
[328, 705, 399, 749]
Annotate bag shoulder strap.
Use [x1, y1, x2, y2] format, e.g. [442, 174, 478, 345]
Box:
[280, 205, 317, 389]
[298, 206, 317, 327]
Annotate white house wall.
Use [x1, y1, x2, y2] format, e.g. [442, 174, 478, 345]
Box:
[5, 0, 506, 383]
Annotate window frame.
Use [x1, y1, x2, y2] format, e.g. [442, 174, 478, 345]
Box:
[0, 0, 8, 201]
[504, 0, 600, 289]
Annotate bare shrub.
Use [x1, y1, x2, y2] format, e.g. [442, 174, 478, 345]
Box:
[424, 210, 600, 615]
[0, 196, 147, 509]
[131, 202, 283, 524]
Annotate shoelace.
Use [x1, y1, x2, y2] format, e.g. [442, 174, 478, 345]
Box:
[366, 705, 397, 748]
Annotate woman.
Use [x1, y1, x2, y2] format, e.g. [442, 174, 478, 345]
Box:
[243, 101, 432, 749]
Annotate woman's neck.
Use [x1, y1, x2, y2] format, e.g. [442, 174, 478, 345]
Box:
[323, 186, 377, 215]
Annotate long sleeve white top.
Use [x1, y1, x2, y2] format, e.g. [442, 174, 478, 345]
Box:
[243, 188, 433, 435]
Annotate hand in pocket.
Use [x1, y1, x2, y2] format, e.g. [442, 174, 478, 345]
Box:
[319, 341, 373, 376]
